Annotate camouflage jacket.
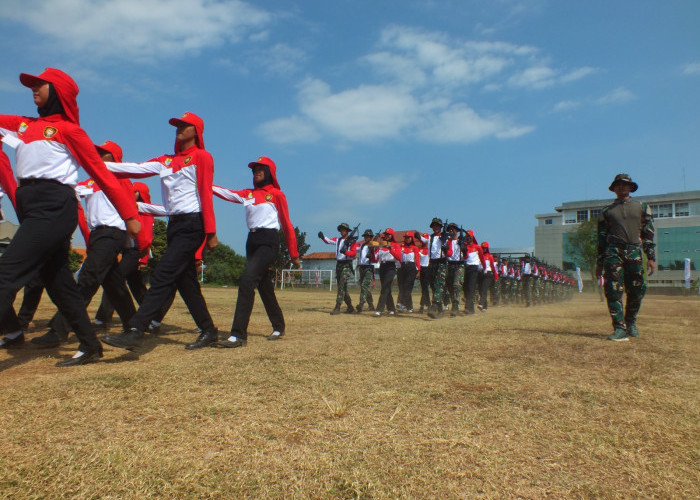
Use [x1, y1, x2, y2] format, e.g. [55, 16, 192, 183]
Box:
[597, 198, 655, 267]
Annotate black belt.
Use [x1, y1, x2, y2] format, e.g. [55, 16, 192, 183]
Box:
[337, 260, 353, 265]
[249, 227, 276, 233]
[19, 178, 65, 187]
[92, 225, 123, 232]
[169, 212, 201, 222]
[607, 240, 642, 250]
[359, 264, 374, 269]
[431, 258, 446, 263]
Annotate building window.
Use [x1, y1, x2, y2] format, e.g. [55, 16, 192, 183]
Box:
[545, 219, 553, 225]
[577, 210, 588, 223]
[675, 202, 689, 217]
[651, 203, 672, 218]
[590, 208, 602, 219]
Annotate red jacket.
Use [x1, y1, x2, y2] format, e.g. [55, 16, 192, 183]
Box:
[0, 149, 17, 209]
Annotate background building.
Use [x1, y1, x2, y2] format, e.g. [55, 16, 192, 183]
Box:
[535, 190, 700, 289]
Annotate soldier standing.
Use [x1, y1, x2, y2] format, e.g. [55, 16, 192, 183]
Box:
[415, 218, 448, 319]
[320, 223, 357, 315]
[596, 174, 655, 341]
[355, 229, 376, 313]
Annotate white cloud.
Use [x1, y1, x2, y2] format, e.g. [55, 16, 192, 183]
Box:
[508, 65, 557, 89]
[257, 116, 319, 144]
[680, 62, 700, 75]
[326, 175, 413, 205]
[560, 66, 598, 83]
[551, 100, 581, 113]
[596, 87, 635, 105]
[3, 0, 271, 61]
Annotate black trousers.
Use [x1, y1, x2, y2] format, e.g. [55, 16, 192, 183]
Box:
[0, 181, 99, 352]
[479, 272, 493, 309]
[17, 275, 45, 328]
[419, 265, 431, 308]
[376, 262, 396, 313]
[462, 264, 480, 313]
[95, 247, 147, 323]
[397, 264, 417, 310]
[50, 226, 136, 336]
[128, 213, 214, 333]
[231, 229, 284, 339]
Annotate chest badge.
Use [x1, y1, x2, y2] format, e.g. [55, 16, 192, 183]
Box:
[19, 122, 28, 134]
[184, 156, 192, 165]
[265, 194, 273, 201]
[164, 158, 173, 166]
[43, 126, 57, 138]
[247, 192, 254, 199]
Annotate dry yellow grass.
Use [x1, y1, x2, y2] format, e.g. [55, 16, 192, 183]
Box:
[0, 289, 698, 499]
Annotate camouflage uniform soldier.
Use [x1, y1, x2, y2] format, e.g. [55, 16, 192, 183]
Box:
[596, 174, 656, 341]
[356, 229, 376, 313]
[415, 218, 448, 319]
[319, 223, 357, 315]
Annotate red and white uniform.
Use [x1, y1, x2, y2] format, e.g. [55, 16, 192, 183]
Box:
[400, 242, 421, 271]
[463, 242, 485, 268]
[374, 241, 402, 264]
[105, 144, 215, 234]
[417, 232, 446, 260]
[0, 149, 17, 210]
[482, 253, 499, 281]
[321, 234, 357, 262]
[358, 242, 376, 266]
[213, 184, 299, 259]
[445, 237, 463, 262]
[418, 245, 430, 267]
[0, 122, 136, 222]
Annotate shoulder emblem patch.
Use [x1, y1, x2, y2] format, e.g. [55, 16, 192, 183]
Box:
[164, 158, 173, 166]
[19, 122, 28, 134]
[184, 156, 192, 165]
[265, 194, 273, 201]
[43, 127, 57, 138]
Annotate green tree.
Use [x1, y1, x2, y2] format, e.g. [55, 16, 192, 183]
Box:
[145, 219, 168, 278]
[68, 248, 85, 273]
[273, 226, 310, 286]
[203, 243, 247, 285]
[565, 218, 598, 279]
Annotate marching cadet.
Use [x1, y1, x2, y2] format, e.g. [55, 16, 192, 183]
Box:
[520, 255, 532, 307]
[355, 229, 376, 313]
[372, 228, 402, 316]
[397, 231, 420, 313]
[478, 242, 498, 312]
[462, 231, 485, 315]
[444, 223, 463, 317]
[415, 218, 448, 319]
[319, 223, 357, 315]
[0, 68, 140, 365]
[416, 237, 431, 314]
[212, 156, 300, 347]
[596, 174, 655, 341]
[101, 111, 219, 352]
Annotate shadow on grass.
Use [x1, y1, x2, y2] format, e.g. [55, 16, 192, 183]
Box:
[517, 328, 604, 339]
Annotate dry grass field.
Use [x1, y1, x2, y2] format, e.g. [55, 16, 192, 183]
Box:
[0, 288, 698, 499]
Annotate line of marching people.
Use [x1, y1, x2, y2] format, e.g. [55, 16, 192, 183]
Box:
[319, 218, 575, 319]
[0, 67, 299, 366]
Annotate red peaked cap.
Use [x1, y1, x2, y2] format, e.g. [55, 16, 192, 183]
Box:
[384, 228, 395, 237]
[481, 241, 489, 248]
[169, 112, 205, 153]
[133, 182, 151, 204]
[19, 68, 80, 125]
[248, 156, 280, 189]
[95, 140, 123, 163]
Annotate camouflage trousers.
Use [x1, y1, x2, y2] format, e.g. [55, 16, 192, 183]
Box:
[429, 260, 447, 307]
[603, 244, 647, 329]
[357, 265, 375, 309]
[446, 262, 463, 310]
[335, 261, 354, 307]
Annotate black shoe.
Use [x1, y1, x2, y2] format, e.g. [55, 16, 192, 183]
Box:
[345, 305, 355, 314]
[418, 306, 425, 314]
[218, 337, 247, 348]
[148, 323, 161, 335]
[56, 348, 103, 367]
[330, 305, 342, 315]
[102, 328, 144, 351]
[0, 333, 24, 349]
[267, 330, 284, 341]
[355, 305, 363, 313]
[185, 329, 219, 350]
[30, 329, 65, 348]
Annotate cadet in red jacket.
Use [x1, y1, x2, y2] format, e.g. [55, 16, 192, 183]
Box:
[462, 231, 486, 315]
[372, 228, 402, 316]
[397, 231, 420, 313]
[478, 241, 499, 312]
[102, 112, 218, 352]
[0, 68, 140, 365]
[213, 156, 300, 347]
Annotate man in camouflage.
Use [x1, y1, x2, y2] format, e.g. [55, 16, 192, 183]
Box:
[596, 174, 656, 341]
[356, 229, 376, 313]
[415, 218, 448, 319]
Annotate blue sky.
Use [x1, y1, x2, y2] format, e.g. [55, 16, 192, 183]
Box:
[1, 0, 699, 255]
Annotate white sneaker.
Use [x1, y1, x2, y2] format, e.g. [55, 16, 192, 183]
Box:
[374, 311, 381, 317]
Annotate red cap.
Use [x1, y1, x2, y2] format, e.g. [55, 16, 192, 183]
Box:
[169, 111, 204, 151]
[133, 182, 151, 203]
[248, 156, 280, 189]
[19, 68, 80, 125]
[95, 140, 123, 163]
[481, 241, 489, 248]
[384, 228, 395, 236]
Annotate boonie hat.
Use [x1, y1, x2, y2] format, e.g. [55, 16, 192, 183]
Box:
[337, 223, 351, 232]
[608, 173, 638, 192]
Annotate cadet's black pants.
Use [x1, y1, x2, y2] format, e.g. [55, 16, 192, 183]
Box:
[231, 228, 284, 339]
[128, 214, 214, 333]
[0, 180, 100, 352]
